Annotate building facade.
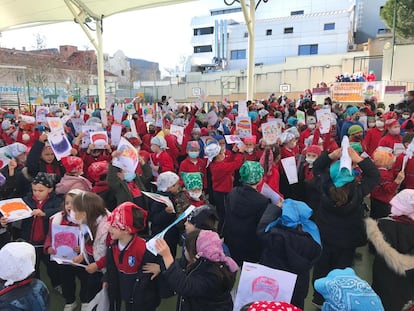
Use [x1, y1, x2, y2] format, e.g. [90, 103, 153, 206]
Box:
[190, 0, 387, 72]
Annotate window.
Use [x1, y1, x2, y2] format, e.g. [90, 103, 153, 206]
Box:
[284, 27, 294, 34]
[298, 44, 318, 55]
[244, 32, 248, 38]
[266, 29, 272, 36]
[194, 45, 212, 53]
[324, 23, 335, 30]
[193, 27, 214, 36]
[291, 10, 304, 15]
[121, 70, 125, 76]
[211, 7, 242, 15]
[230, 49, 246, 60]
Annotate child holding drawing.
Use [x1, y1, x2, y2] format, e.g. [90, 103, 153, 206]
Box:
[43, 189, 88, 311]
[71, 192, 111, 308]
[21, 172, 62, 289]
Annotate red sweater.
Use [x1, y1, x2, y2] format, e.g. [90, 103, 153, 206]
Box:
[364, 128, 384, 156]
[378, 133, 402, 150]
[257, 164, 282, 197]
[371, 168, 399, 203]
[280, 145, 299, 159]
[209, 153, 243, 193]
[393, 154, 414, 189]
[179, 157, 207, 189]
[150, 151, 174, 173]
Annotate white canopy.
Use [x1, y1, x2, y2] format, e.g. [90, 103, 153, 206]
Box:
[0, 0, 195, 107]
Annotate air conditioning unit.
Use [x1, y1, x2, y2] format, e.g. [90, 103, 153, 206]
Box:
[348, 44, 356, 51]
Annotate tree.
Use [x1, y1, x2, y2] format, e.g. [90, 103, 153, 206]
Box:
[381, 0, 414, 39]
[32, 33, 47, 50]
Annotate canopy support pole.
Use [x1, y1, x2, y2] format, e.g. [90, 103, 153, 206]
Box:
[64, 0, 106, 109]
[240, 0, 255, 101]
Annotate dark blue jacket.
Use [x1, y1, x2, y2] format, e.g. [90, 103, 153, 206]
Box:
[0, 279, 49, 311]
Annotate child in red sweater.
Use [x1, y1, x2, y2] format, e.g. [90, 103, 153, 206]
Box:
[179, 141, 207, 190]
[370, 149, 405, 219]
[149, 136, 174, 175]
[364, 118, 385, 156]
[205, 141, 244, 232]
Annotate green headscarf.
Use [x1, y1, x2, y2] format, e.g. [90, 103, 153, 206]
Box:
[239, 161, 264, 185]
[181, 172, 203, 190]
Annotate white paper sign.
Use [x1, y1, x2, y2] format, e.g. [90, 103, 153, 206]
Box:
[125, 103, 136, 115]
[105, 95, 113, 112]
[90, 131, 109, 149]
[112, 138, 139, 173]
[262, 120, 283, 145]
[110, 124, 122, 146]
[0, 146, 12, 169]
[142, 104, 155, 123]
[224, 135, 242, 145]
[236, 116, 252, 139]
[80, 125, 98, 149]
[47, 117, 64, 132]
[316, 108, 331, 134]
[238, 101, 248, 117]
[281, 156, 298, 184]
[170, 125, 184, 145]
[71, 118, 85, 135]
[69, 102, 77, 117]
[48, 129, 72, 161]
[36, 106, 49, 123]
[206, 111, 218, 126]
[340, 136, 352, 174]
[260, 182, 282, 205]
[51, 224, 79, 262]
[129, 118, 138, 138]
[100, 110, 108, 128]
[233, 262, 297, 311]
[394, 143, 405, 156]
[113, 105, 124, 124]
[0, 198, 32, 222]
[146, 205, 196, 255]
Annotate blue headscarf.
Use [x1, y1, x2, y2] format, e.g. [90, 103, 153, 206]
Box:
[329, 161, 355, 188]
[248, 111, 259, 121]
[315, 268, 384, 311]
[265, 199, 321, 246]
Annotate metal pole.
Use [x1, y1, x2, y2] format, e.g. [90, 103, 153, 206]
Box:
[390, 0, 397, 81]
[240, 0, 256, 101]
[27, 80, 31, 105]
[96, 18, 105, 109]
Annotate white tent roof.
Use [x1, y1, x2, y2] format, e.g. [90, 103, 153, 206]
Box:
[0, 0, 195, 108]
[0, 0, 194, 31]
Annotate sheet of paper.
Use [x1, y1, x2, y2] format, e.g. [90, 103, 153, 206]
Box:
[100, 110, 108, 128]
[52, 257, 88, 269]
[112, 137, 139, 173]
[36, 106, 49, 123]
[50, 224, 79, 262]
[71, 118, 84, 135]
[235, 116, 252, 139]
[260, 183, 282, 205]
[0, 198, 32, 222]
[393, 143, 405, 156]
[281, 156, 298, 184]
[90, 131, 109, 149]
[142, 191, 174, 210]
[261, 120, 283, 145]
[129, 118, 138, 138]
[146, 205, 196, 255]
[238, 101, 248, 117]
[170, 125, 184, 145]
[81, 125, 98, 149]
[47, 117, 64, 132]
[110, 124, 122, 146]
[316, 108, 331, 134]
[113, 105, 124, 124]
[206, 111, 218, 126]
[48, 129, 72, 161]
[339, 136, 352, 174]
[296, 110, 305, 125]
[225, 135, 242, 144]
[142, 104, 155, 123]
[233, 262, 297, 311]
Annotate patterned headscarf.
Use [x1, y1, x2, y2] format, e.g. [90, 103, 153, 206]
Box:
[33, 172, 56, 188]
[87, 161, 109, 182]
[61, 156, 84, 174]
[108, 202, 147, 234]
[314, 268, 384, 311]
[239, 161, 264, 185]
[181, 172, 203, 190]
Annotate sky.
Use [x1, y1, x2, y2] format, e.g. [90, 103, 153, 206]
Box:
[0, 0, 229, 73]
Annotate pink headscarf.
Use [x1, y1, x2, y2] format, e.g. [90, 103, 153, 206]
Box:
[390, 189, 414, 220]
[247, 301, 302, 311]
[196, 230, 238, 273]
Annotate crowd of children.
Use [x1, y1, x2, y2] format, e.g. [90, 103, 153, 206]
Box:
[0, 91, 412, 311]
